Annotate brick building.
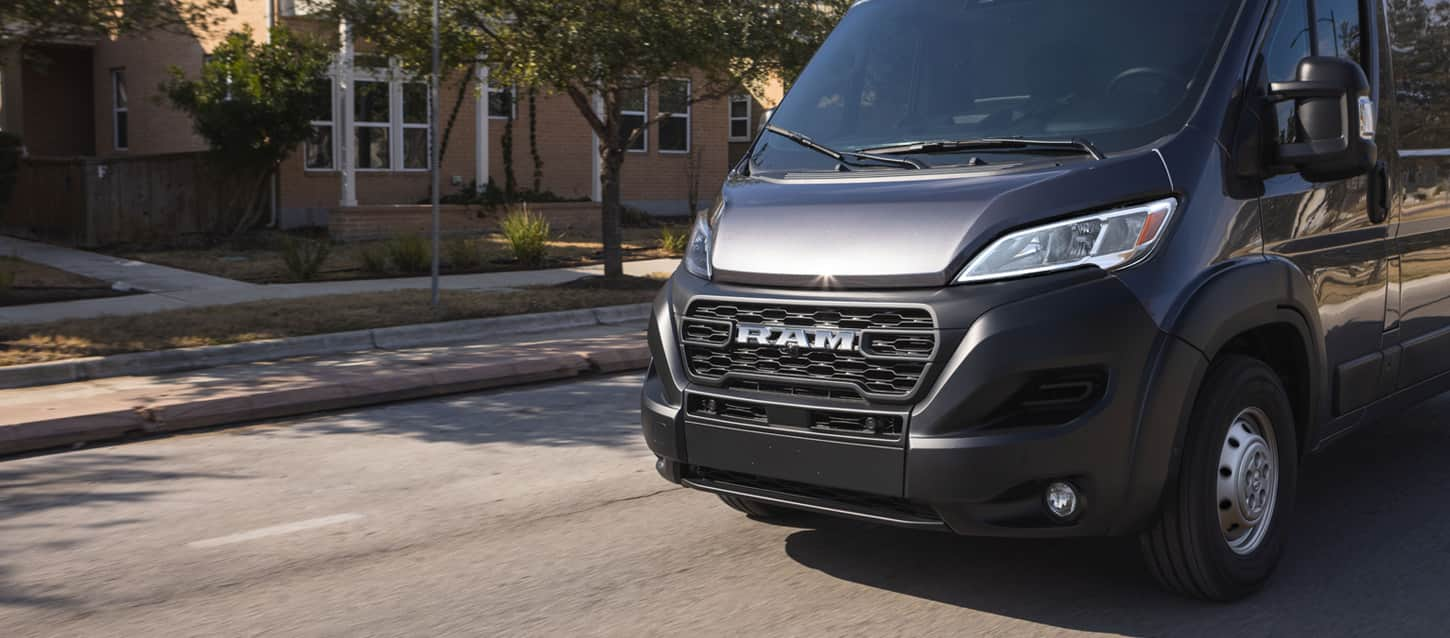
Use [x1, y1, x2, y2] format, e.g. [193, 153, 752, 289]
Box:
[0, 2, 778, 234]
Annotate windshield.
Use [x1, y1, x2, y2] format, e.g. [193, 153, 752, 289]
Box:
[753, 0, 1243, 174]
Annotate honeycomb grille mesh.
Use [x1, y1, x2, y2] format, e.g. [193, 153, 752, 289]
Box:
[683, 300, 937, 398]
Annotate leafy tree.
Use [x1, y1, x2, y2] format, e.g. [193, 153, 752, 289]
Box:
[329, 0, 849, 277]
[0, 0, 229, 55]
[162, 27, 333, 234]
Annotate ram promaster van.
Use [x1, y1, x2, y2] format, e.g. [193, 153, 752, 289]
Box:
[641, 0, 1450, 600]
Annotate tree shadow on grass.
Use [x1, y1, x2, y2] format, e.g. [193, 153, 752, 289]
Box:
[782, 393, 1450, 637]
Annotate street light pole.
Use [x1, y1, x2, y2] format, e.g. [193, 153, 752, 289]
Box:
[429, 0, 442, 307]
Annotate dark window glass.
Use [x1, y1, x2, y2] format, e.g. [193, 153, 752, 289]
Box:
[488, 86, 514, 118]
[403, 128, 429, 169]
[1314, 0, 1364, 62]
[731, 119, 750, 139]
[355, 81, 389, 123]
[659, 117, 688, 152]
[1390, 0, 1450, 149]
[758, 0, 1244, 174]
[620, 113, 646, 151]
[306, 125, 333, 169]
[402, 83, 428, 124]
[1264, 1, 1314, 146]
[308, 79, 332, 122]
[115, 111, 129, 149]
[356, 126, 390, 169]
[730, 97, 749, 119]
[659, 79, 690, 115]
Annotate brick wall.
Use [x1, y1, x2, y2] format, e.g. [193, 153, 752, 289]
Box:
[329, 201, 602, 242]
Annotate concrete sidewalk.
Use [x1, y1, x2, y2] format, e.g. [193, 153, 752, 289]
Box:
[0, 324, 651, 457]
[0, 235, 254, 293]
[0, 247, 679, 325]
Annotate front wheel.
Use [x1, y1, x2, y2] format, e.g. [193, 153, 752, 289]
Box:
[1139, 354, 1299, 601]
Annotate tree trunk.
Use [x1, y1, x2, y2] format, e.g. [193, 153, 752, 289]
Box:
[600, 148, 626, 278]
[529, 88, 543, 192]
[435, 64, 476, 186]
[231, 166, 275, 236]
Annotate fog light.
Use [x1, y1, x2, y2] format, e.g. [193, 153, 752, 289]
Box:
[1044, 481, 1080, 521]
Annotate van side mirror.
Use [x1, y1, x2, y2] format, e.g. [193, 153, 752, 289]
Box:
[758, 108, 775, 137]
[1267, 56, 1376, 182]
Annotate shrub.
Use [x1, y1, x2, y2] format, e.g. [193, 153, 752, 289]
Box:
[444, 237, 485, 270]
[659, 226, 689, 256]
[358, 242, 391, 274]
[279, 236, 331, 281]
[387, 234, 432, 274]
[500, 205, 552, 267]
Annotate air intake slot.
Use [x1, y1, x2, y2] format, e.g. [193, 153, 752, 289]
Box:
[981, 368, 1108, 431]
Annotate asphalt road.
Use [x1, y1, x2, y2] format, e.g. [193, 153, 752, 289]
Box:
[4, 373, 1450, 637]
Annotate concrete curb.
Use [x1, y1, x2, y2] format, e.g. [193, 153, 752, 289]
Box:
[0, 303, 652, 390]
[1, 345, 651, 457]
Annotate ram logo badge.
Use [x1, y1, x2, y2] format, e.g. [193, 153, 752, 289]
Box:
[735, 324, 859, 352]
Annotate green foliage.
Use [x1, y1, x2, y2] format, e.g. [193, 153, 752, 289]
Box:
[162, 27, 333, 173]
[280, 236, 332, 281]
[359, 243, 391, 274]
[0, 0, 230, 54]
[326, 0, 849, 276]
[386, 235, 433, 274]
[444, 237, 485, 270]
[500, 206, 552, 267]
[659, 226, 689, 257]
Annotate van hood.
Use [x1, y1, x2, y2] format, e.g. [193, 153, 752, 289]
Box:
[710, 151, 1174, 289]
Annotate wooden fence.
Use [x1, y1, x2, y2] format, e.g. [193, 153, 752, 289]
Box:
[2, 153, 252, 247]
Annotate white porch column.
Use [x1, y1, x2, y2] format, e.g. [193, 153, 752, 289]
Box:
[590, 93, 603, 202]
[338, 19, 358, 207]
[474, 64, 489, 193]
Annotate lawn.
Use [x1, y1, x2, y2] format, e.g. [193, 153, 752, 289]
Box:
[0, 257, 135, 307]
[0, 275, 665, 367]
[111, 226, 685, 284]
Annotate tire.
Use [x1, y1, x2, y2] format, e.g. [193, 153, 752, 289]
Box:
[1139, 354, 1299, 601]
[718, 494, 787, 518]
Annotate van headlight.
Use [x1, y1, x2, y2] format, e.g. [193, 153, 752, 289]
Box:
[684, 203, 719, 279]
[956, 198, 1177, 284]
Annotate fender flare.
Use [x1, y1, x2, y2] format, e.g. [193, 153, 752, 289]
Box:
[1163, 255, 1328, 436]
[1115, 257, 1327, 533]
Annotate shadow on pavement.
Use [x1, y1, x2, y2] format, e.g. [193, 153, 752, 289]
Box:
[0, 453, 245, 609]
[266, 373, 648, 449]
[783, 393, 1450, 636]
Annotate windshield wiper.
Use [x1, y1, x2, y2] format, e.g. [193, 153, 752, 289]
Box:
[764, 125, 926, 170]
[861, 137, 1106, 161]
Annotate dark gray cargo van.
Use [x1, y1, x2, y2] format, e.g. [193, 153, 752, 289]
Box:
[640, 0, 1450, 600]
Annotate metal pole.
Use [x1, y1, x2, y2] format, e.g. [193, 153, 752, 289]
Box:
[429, 0, 442, 307]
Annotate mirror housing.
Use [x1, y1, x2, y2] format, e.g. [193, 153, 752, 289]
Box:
[757, 108, 775, 137]
[1268, 56, 1376, 182]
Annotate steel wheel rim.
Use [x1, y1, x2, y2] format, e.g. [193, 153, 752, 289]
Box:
[1216, 407, 1278, 556]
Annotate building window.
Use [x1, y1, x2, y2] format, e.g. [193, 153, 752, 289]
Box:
[729, 94, 752, 142]
[401, 82, 430, 169]
[487, 85, 515, 119]
[305, 79, 334, 170]
[111, 69, 129, 151]
[354, 79, 391, 169]
[619, 86, 647, 152]
[658, 79, 690, 153]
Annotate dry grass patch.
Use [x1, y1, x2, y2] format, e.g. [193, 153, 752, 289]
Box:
[0, 277, 664, 367]
[113, 228, 673, 284]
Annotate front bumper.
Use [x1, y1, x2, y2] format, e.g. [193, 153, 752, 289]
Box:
[642, 268, 1206, 538]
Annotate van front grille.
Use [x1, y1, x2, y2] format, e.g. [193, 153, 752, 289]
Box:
[682, 300, 938, 399]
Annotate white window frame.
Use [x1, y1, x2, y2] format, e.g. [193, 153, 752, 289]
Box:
[349, 61, 431, 173]
[658, 78, 691, 154]
[111, 68, 128, 151]
[487, 84, 517, 120]
[621, 87, 648, 153]
[399, 81, 431, 171]
[728, 94, 753, 142]
[304, 78, 336, 171]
